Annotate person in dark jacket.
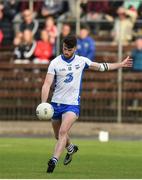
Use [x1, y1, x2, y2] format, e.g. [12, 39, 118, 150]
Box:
[3, 0, 21, 21]
[41, 0, 69, 18]
[14, 29, 36, 63]
[14, 9, 39, 40]
[76, 25, 95, 61]
[0, 4, 14, 45]
[131, 37, 142, 71]
[20, 10, 39, 35]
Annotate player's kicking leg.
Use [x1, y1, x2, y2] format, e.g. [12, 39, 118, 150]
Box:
[47, 112, 77, 173]
[51, 119, 78, 166]
[63, 143, 78, 165]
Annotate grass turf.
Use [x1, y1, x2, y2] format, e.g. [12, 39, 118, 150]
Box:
[0, 138, 142, 179]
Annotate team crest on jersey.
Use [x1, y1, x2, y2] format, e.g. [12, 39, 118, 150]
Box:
[68, 66, 72, 71]
[75, 64, 80, 69]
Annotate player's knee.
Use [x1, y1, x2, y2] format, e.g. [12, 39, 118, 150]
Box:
[59, 129, 67, 137]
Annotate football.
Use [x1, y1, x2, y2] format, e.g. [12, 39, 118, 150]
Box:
[36, 102, 54, 120]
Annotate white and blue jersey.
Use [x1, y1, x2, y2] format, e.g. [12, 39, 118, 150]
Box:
[47, 54, 92, 106]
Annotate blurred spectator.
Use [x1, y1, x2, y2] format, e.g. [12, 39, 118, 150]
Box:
[67, 0, 77, 19]
[59, 23, 71, 53]
[123, 1, 141, 12]
[108, 1, 124, 17]
[16, 9, 39, 39]
[41, 0, 69, 19]
[60, 23, 71, 39]
[131, 37, 142, 71]
[44, 16, 57, 44]
[14, 29, 36, 63]
[76, 25, 95, 61]
[80, 0, 113, 33]
[0, 30, 3, 44]
[131, 36, 142, 107]
[82, 0, 110, 20]
[111, 7, 137, 45]
[133, 2, 142, 37]
[0, 4, 14, 45]
[3, 0, 21, 21]
[80, 0, 87, 18]
[2, 0, 22, 34]
[20, 1, 43, 18]
[34, 30, 53, 64]
[0, 6, 4, 44]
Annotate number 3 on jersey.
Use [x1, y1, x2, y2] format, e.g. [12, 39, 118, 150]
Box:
[64, 73, 73, 83]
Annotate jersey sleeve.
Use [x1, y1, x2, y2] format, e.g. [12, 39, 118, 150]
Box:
[82, 57, 93, 69]
[47, 61, 56, 75]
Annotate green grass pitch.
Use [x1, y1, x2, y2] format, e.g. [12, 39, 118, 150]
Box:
[0, 138, 142, 179]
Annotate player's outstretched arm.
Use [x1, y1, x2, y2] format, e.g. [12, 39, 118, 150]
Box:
[89, 56, 132, 71]
[41, 73, 54, 103]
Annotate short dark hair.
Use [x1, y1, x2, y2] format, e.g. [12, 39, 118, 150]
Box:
[80, 24, 90, 31]
[63, 22, 71, 28]
[62, 35, 77, 48]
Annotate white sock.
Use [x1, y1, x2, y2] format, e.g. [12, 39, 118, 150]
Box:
[66, 144, 74, 154]
[51, 157, 58, 165]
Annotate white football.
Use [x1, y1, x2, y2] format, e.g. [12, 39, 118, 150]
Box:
[36, 102, 54, 120]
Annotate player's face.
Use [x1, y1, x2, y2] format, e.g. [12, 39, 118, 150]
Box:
[62, 43, 76, 59]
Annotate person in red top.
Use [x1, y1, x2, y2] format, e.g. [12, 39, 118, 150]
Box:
[0, 30, 3, 44]
[34, 29, 53, 64]
[44, 16, 57, 44]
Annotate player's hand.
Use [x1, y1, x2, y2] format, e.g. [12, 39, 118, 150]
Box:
[121, 56, 133, 68]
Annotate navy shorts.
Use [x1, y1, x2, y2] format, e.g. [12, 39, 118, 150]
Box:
[51, 102, 80, 120]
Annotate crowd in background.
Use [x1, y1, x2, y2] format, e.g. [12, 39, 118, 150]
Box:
[0, 0, 142, 68]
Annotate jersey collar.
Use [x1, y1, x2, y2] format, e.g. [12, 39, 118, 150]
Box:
[61, 54, 75, 63]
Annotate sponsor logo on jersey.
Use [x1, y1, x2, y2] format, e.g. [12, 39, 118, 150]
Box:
[59, 68, 66, 71]
[75, 64, 80, 69]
